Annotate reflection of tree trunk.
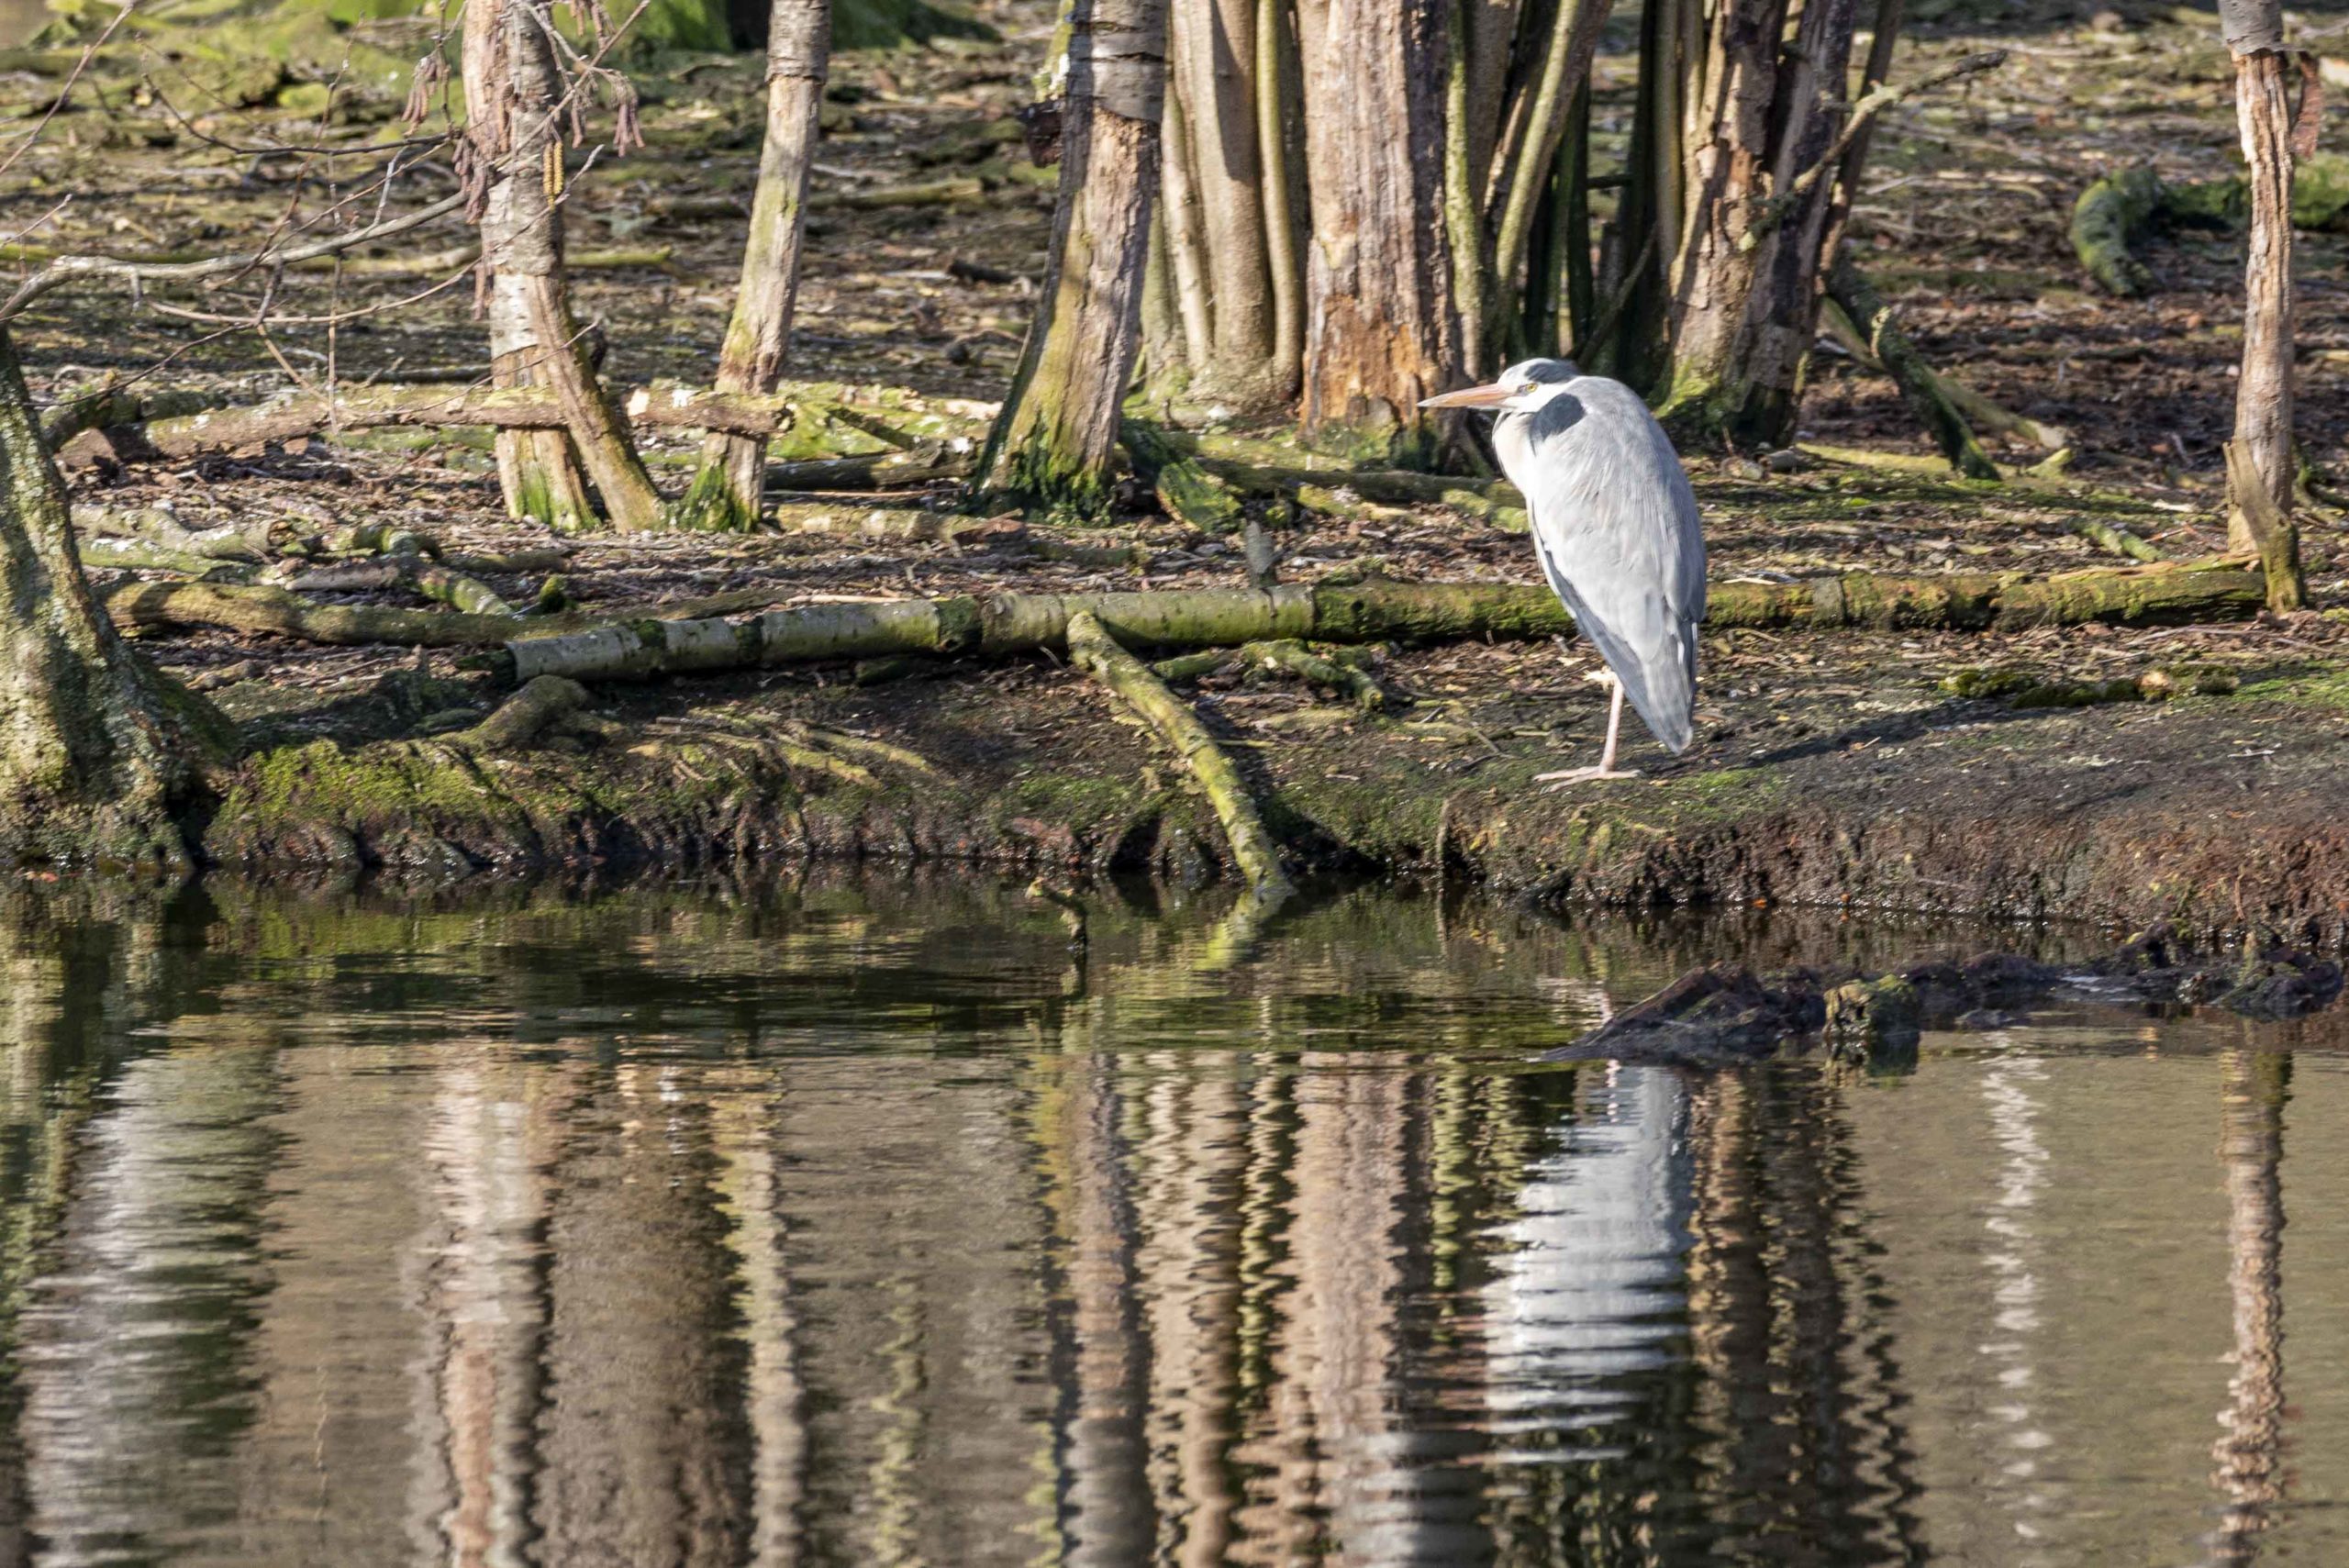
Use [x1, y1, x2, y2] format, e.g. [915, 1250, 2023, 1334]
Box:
[417, 1058, 581, 1568]
[1683, 1067, 1919, 1561]
[534, 1063, 749, 1567]
[1052, 1048, 1155, 1567]
[17, 1040, 279, 1562]
[1131, 1066, 1243, 1566]
[2206, 1048, 2288, 1568]
[1244, 1060, 1417, 1562]
[709, 1083, 808, 1568]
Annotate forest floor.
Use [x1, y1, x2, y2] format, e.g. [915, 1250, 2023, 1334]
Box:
[7, 0, 2349, 939]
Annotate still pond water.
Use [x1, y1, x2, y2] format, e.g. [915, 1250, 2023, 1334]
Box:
[2, 876, 2344, 1567]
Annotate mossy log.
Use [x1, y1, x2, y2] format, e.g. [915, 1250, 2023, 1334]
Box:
[2069, 154, 2349, 298]
[455, 675, 590, 751]
[2066, 516, 2165, 563]
[1203, 458, 1526, 511]
[1063, 609, 1294, 900]
[495, 562, 2266, 684]
[2070, 168, 2165, 296]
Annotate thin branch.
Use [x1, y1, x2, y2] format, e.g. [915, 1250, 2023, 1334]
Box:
[1753, 50, 2007, 236]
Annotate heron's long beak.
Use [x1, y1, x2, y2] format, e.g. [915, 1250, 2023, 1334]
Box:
[1418, 382, 1513, 409]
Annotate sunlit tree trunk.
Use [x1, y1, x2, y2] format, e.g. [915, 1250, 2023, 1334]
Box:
[1653, 0, 1867, 445]
[2221, 0, 2306, 611]
[1295, 0, 1460, 465]
[0, 329, 209, 871]
[978, 0, 1170, 517]
[675, 0, 830, 533]
[463, 0, 666, 534]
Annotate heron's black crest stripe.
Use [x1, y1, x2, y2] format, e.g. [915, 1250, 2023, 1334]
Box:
[1522, 359, 1578, 384]
[1526, 390, 1584, 444]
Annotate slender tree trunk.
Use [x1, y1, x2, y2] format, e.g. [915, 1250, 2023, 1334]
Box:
[1488, 0, 1615, 364]
[1160, 69, 1215, 381]
[1254, 0, 1304, 397]
[1296, 0, 1460, 465]
[1169, 0, 1279, 408]
[2225, 1, 2297, 537]
[977, 0, 1170, 516]
[675, 0, 830, 533]
[463, 0, 666, 534]
[0, 329, 209, 870]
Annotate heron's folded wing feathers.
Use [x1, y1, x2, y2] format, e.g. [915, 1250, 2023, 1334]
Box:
[1521, 383, 1707, 752]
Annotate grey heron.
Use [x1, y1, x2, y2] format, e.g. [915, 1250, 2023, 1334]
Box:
[1420, 359, 1706, 784]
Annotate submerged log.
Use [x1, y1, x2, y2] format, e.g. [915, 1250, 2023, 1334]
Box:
[1064, 609, 1294, 900]
[1545, 933, 2344, 1067]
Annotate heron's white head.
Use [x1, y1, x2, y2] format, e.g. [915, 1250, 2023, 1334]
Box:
[1418, 359, 1579, 415]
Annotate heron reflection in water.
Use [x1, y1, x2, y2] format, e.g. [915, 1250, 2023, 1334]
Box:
[1422, 360, 1707, 784]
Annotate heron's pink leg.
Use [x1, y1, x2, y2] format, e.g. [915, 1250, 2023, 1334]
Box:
[1533, 673, 1642, 787]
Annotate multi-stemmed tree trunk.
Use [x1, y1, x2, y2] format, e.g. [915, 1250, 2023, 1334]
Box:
[464, 0, 666, 534]
[0, 330, 211, 871]
[1294, 0, 1460, 465]
[1155, 0, 1286, 410]
[1642, 0, 1864, 443]
[2221, 0, 2306, 610]
[675, 0, 829, 533]
[977, 0, 1170, 516]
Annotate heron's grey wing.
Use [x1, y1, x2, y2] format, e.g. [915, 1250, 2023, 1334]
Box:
[1518, 380, 1707, 752]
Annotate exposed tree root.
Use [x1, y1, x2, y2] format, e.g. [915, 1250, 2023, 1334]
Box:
[457, 675, 590, 751]
[1063, 609, 1294, 901]
[1825, 259, 1999, 480]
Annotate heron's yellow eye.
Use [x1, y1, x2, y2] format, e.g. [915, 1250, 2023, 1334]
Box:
[1518, 383, 1537, 396]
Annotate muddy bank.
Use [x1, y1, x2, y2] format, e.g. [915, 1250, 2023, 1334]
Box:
[190, 622, 2349, 948]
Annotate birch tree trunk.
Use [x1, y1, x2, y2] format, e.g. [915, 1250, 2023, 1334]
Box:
[463, 0, 666, 534]
[0, 329, 208, 871]
[977, 0, 1169, 516]
[1296, 0, 1460, 466]
[675, 0, 830, 533]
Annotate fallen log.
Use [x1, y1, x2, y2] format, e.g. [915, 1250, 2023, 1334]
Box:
[57, 383, 804, 464]
[1064, 609, 1295, 901]
[105, 580, 799, 648]
[2071, 153, 2349, 296]
[498, 562, 2266, 684]
[99, 555, 2265, 665]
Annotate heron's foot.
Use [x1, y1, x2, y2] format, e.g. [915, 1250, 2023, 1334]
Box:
[1534, 765, 1642, 790]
